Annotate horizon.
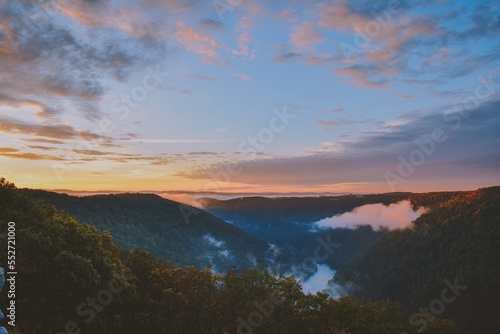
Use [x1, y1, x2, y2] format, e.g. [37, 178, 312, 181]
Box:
[1, 0, 499, 194]
[20, 183, 500, 199]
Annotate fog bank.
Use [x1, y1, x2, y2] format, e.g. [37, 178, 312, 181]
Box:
[314, 200, 427, 231]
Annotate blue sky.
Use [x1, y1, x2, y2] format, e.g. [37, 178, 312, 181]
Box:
[0, 0, 499, 192]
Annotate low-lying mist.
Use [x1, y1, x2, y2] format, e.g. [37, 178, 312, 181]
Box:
[313, 200, 428, 231]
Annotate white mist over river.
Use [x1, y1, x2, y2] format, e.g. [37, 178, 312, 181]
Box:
[301, 263, 348, 298]
[302, 264, 335, 294]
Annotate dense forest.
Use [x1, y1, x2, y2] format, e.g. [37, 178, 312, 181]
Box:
[0, 178, 460, 333]
[199, 194, 409, 245]
[199, 194, 408, 276]
[197, 188, 500, 333]
[1, 179, 499, 333]
[23, 190, 392, 279]
[21, 189, 270, 270]
[335, 187, 500, 333]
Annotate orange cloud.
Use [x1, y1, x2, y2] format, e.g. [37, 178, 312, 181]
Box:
[0, 115, 110, 141]
[0, 152, 64, 161]
[0, 93, 60, 118]
[0, 148, 19, 153]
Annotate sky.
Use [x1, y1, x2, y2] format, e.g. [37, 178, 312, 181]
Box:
[0, 0, 499, 193]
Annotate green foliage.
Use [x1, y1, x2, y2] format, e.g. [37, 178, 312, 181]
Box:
[0, 180, 131, 333]
[336, 186, 500, 333]
[201, 194, 403, 275]
[5, 180, 498, 333]
[200, 193, 409, 245]
[24, 190, 269, 270]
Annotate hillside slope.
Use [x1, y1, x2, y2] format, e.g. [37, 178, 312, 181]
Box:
[335, 186, 500, 333]
[24, 190, 270, 270]
[199, 193, 410, 244]
[1, 180, 460, 334]
[199, 193, 409, 276]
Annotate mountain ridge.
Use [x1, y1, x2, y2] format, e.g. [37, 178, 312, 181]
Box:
[22, 189, 270, 270]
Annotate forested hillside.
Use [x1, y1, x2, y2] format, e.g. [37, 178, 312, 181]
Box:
[199, 194, 407, 280]
[0, 179, 459, 333]
[199, 193, 409, 244]
[335, 187, 500, 333]
[22, 189, 270, 270]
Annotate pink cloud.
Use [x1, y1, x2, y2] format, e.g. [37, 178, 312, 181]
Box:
[277, 10, 295, 21]
[314, 200, 428, 231]
[290, 21, 323, 50]
[316, 120, 337, 127]
[174, 22, 222, 64]
[232, 17, 256, 60]
[54, 1, 111, 28]
[336, 66, 387, 89]
[317, 2, 441, 87]
[327, 107, 345, 114]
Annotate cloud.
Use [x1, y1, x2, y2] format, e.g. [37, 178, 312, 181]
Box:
[188, 74, 215, 81]
[232, 17, 256, 60]
[336, 65, 390, 88]
[27, 145, 56, 151]
[22, 138, 65, 145]
[53, 0, 112, 28]
[228, 70, 252, 81]
[316, 120, 337, 127]
[0, 115, 110, 141]
[313, 200, 428, 231]
[290, 21, 322, 50]
[327, 108, 344, 114]
[174, 22, 222, 64]
[0, 93, 62, 119]
[0, 148, 18, 153]
[0, 151, 64, 161]
[187, 152, 219, 156]
[141, 0, 205, 14]
[273, 44, 337, 65]
[316, 118, 381, 128]
[291, 1, 500, 88]
[277, 10, 296, 21]
[199, 18, 223, 30]
[0, 0, 167, 122]
[72, 149, 114, 156]
[455, 2, 500, 40]
[178, 97, 500, 189]
[126, 138, 235, 144]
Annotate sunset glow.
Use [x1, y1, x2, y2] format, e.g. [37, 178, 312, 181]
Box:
[1, 0, 499, 193]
